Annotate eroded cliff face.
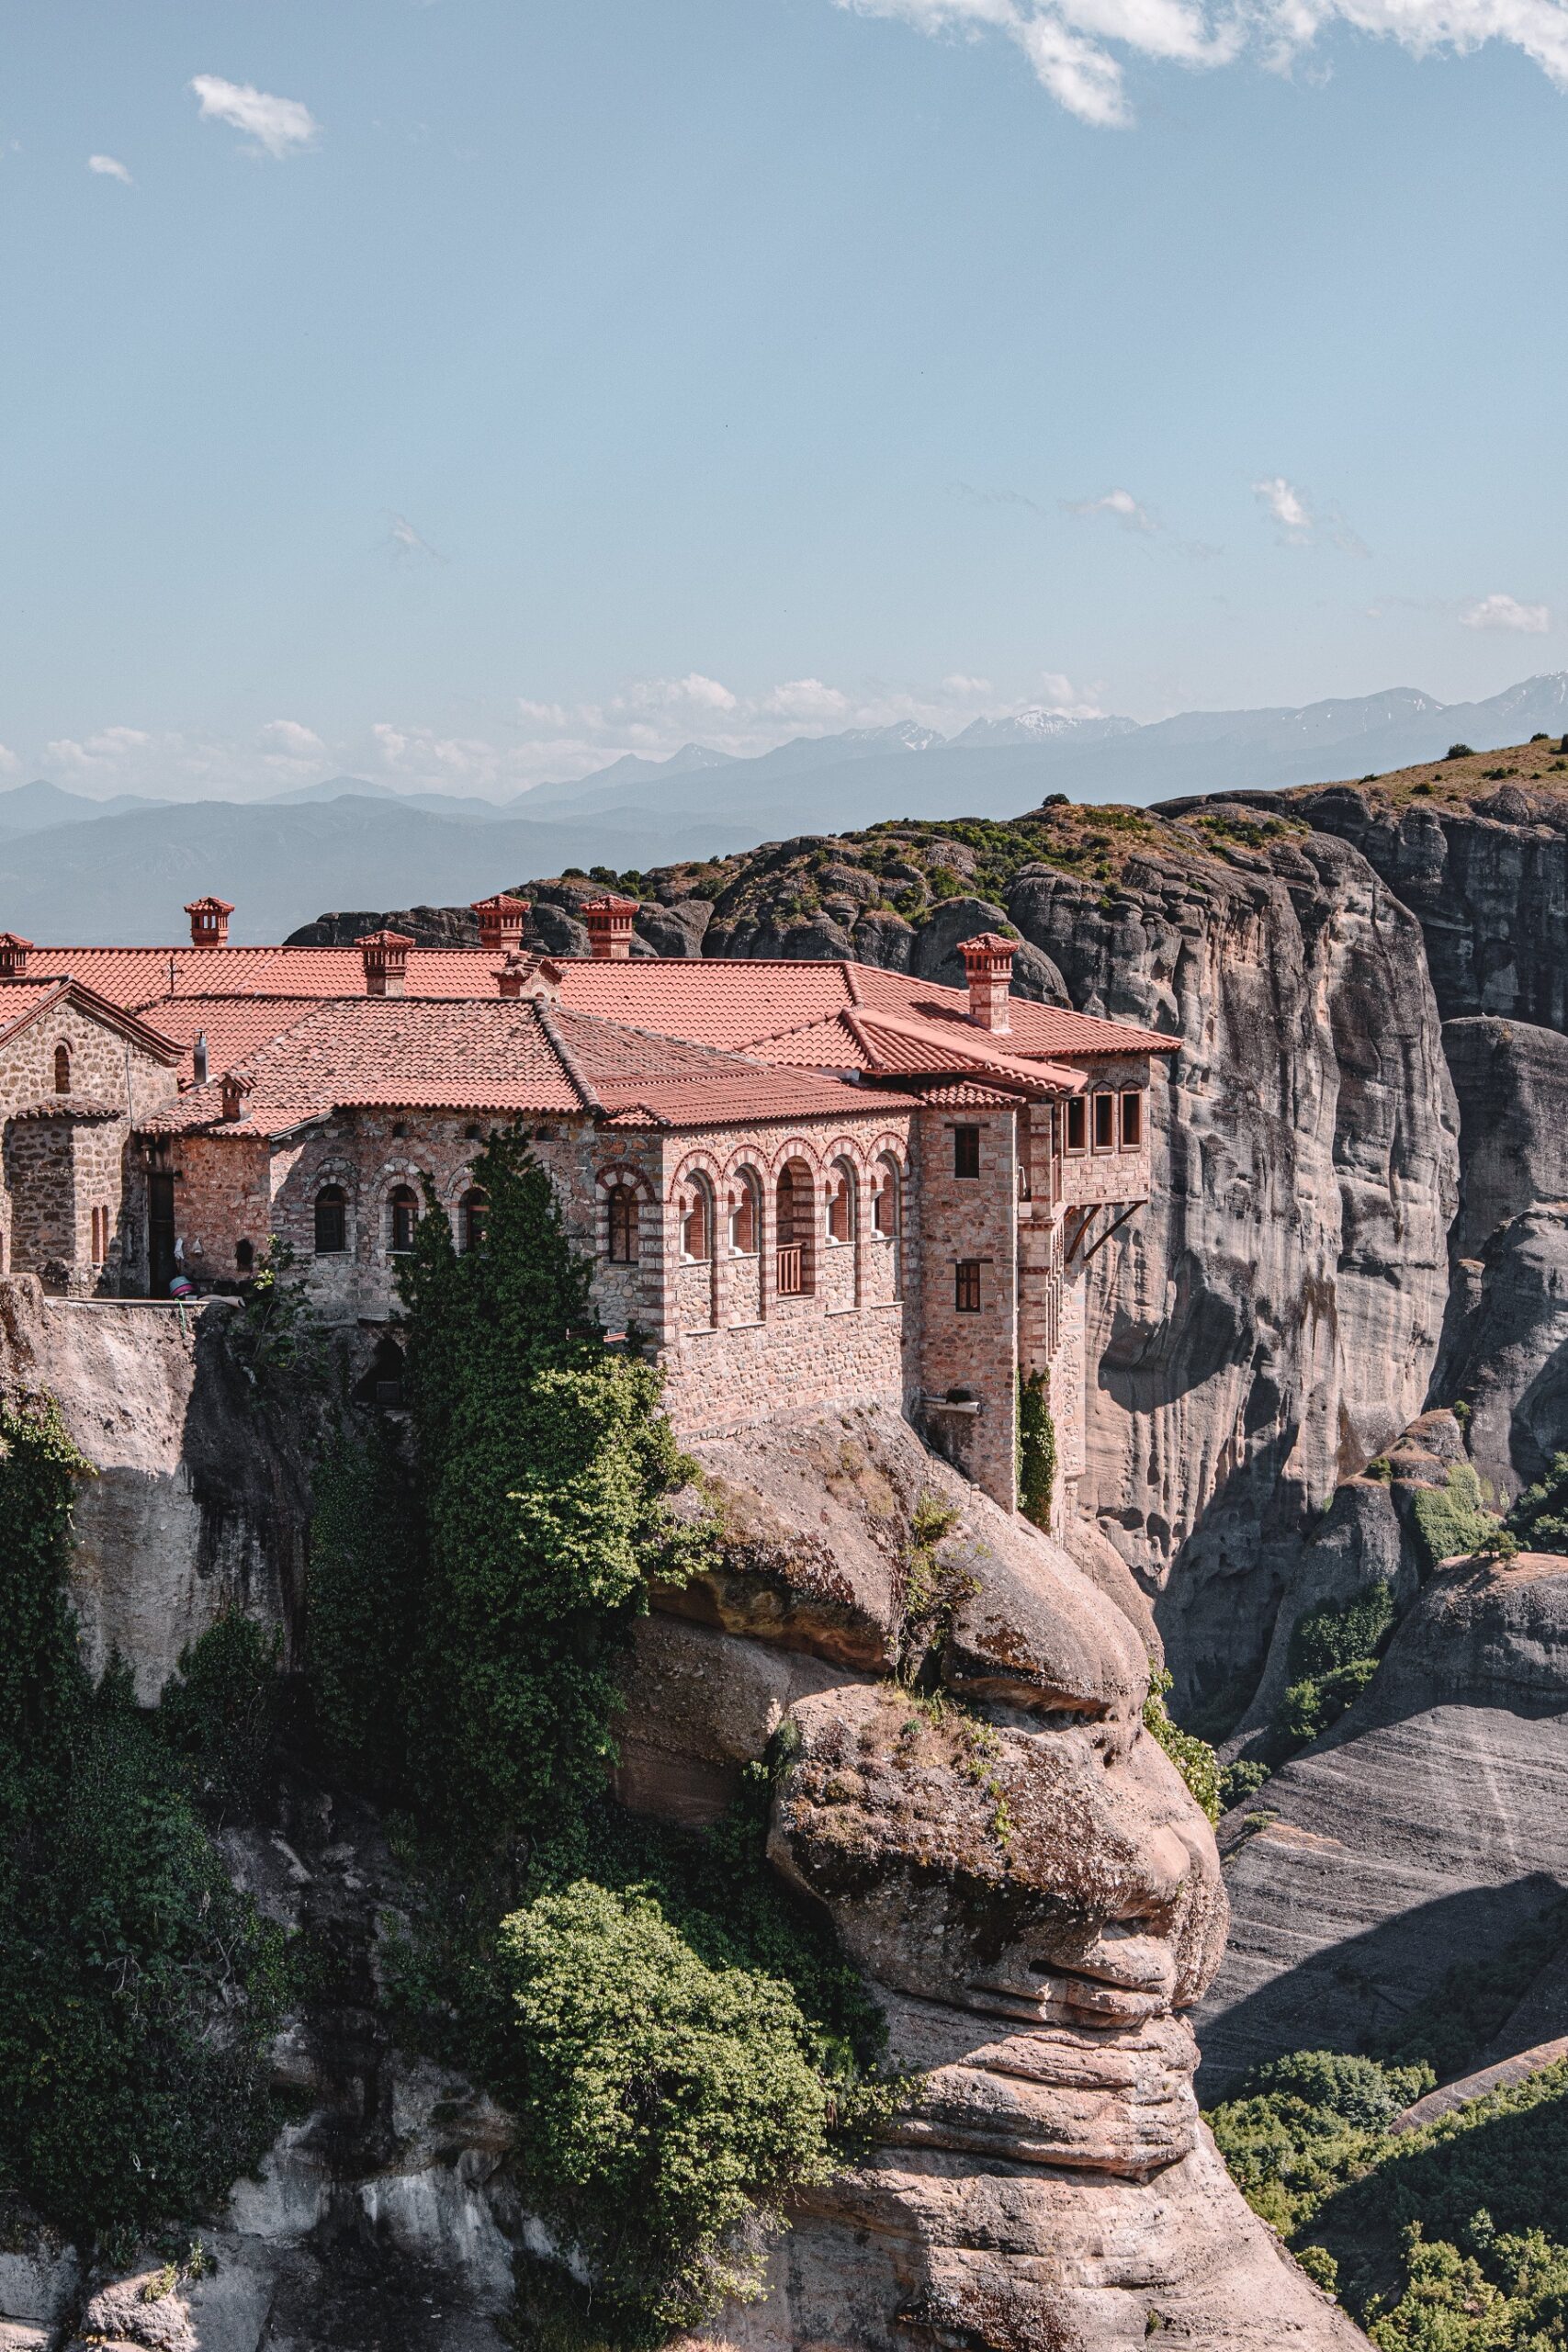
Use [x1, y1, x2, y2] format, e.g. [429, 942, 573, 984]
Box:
[1004, 823, 1456, 1709]
[0, 1276, 310, 1698]
[617, 1406, 1364, 2351]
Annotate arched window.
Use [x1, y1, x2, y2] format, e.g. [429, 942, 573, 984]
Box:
[607, 1185, 638, 1263]
[826, 1163, 855, 1245]
[728, 1170, 760, 1256]
[775, 1162, 812, 1295]
[90, 1205, 109, 1265]
[461, 1187, 489, 1252]
[314, 1184, 347, 1255]
[680, 1176, 713, 1263]
[873, 1159, 900, 1238]
[235, 1237, 254, 1274]
[53, 1043, 71, 1095]
[389, 1184, 419, 1255]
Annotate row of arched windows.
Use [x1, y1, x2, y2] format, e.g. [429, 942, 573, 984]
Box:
[310, 1181, 488, 1258]
[658, 1155, 901, 1290]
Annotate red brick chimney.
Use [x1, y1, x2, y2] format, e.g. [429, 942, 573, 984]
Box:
[357, 928, 413, 998]
[220, 1070, 253, 1123]
[581, 895, 637, 960]
[0, 933, 32, 978]
[958, 932, 1015, 1035]
[185, 896, 234, 947]
[472, 893, 530, 954]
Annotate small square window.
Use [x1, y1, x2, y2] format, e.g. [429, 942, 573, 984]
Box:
[1121, 1091, 1143, 1149]
[1065, 1097, 1087, 1154]
[955, 1260, 982, 1313]
[953, 1125, 980, 1179]
[1092, 1093, 1115, 1151]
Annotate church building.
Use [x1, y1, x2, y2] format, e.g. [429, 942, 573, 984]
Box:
[0, 892, 1171, 1527]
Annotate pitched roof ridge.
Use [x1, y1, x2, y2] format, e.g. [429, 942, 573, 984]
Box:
[536, 1000, 604, 1114]
[842, 961, 863, 1006]
[552, 1002, 774, 1069]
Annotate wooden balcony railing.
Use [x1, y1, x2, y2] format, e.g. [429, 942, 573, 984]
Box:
[776, 1245, 804, 1296]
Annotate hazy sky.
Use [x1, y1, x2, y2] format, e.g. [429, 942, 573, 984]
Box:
[2, 0, 1565, 799]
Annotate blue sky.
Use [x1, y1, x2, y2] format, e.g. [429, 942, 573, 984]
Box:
[1, 0, 1565, 799]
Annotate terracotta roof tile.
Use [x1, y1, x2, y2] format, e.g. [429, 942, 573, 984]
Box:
[136, 999, 908, 1139]
[25, 945, 502, 1010]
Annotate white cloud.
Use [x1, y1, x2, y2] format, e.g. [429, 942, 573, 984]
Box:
[1253, 475, 1314, 537]
[942, 673, 995, 696]
[832, 0, 1568, 124]
[87, 153, 132, 186]
[259, 718, 326, 763]
[1067, 486, 1156, 532]
[189, 75, 320, 159]
[0, 744, 18, 775]
[617, 673, 739, 716]
[517, 699, 571, 729]
[760, 678, 850, 720]
[1461, 592, 1552, 634]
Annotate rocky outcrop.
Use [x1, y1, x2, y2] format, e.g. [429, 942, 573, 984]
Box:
[614, 1406, 1365, 2348]
[1005, 823, 1456, 1712]
[1287, 777, 1568, 1031]
[1198, 1551, 1568, 2095]
[1432, 1016, 1568, 1499]
[0, 1276, 310, 1700]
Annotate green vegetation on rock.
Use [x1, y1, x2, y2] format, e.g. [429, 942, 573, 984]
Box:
[1142, 1668, 1221, 1822]
[1017, 1369, 1056, 1530]
[308, 1129, 884, 2343]
[1411, 1463, 1503, 1570]
[1506, 1453, 1568, 1554]
[0, 1399, 286, 2254]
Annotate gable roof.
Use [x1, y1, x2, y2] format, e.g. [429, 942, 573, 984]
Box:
[0, 976, 184, 1064]
[136, 999, 911, 1140]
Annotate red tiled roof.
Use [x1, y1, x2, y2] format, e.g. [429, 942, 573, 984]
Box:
[136, 1000, 908, 1139]
[0, 975, 184, 1062]
[24, 945, 502, 1009]
[916, 1081, 1032, 1109]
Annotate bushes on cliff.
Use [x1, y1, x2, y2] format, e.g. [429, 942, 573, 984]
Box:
[1411, 1464, 1503, 1571]
[497, 1882, 834, 2335]
[1274, 1581, 1396, 1748]
[1141, 1668, 1221, 1822]
[1017, 1370, 1056, 1529]
[310, 1130, 875, 2343]
[1505, 1453, 1568, 1554]
[0, 1399, 285, 2252]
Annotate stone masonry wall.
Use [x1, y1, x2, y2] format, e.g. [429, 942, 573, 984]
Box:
[0, 1001, 176, 1291]
[915, 1102, 1020, 1510]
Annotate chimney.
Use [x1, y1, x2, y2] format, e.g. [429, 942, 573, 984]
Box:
[220, 1070, 252, 1124]
[494, 950, 562, 1003]
[471, 893, 530, 955]
[357, 928, 413, 998]
[0, 933, 32, 978]
[193, 1032, 209, 1085]
[185, 895, 234, 948]
[582, 894, 638, 960]
[958, 932, 1015, 1035]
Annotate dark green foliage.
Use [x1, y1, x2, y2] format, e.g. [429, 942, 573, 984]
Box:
[1219, 1758, 1271, 1811]
[1506, 1453, 1568, 1555]
[159, 1613, 281, 1823]
[1273, 1583, 1395, 1751]
[497, 1883, 832, 2333]
[1017, 1370, 1056, 1530]
[1411, 1464, 1501, 1570]
[307, 1429, 422, 1788]
[1447, 742, 1476, 759]
[1209, 1905, 1568, 2341]
[397, 1128, 705, 1848]
[0, 1399, 284, 2251]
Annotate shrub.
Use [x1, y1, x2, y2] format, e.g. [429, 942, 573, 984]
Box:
[1505, 1453, 1568, 1554]
[307, 1428, 422, 1789]
[1219, 1758, 1271, 1811]
[496, 1882, 835, 2334]
[1446, 743, 1475, 759]
[1017, 1370, 1056, 1529]
[1142, 1668, 1221, 1823]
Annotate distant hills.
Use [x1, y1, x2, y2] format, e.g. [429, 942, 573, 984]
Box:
[3, 673, 1565, 944]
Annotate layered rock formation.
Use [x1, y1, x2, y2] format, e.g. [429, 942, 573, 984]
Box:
[618, 1407, 1363, 2348]
[1198, 1549, 1568, 2095]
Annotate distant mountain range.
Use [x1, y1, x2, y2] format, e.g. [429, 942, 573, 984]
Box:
[3, 673, 1564, 944]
